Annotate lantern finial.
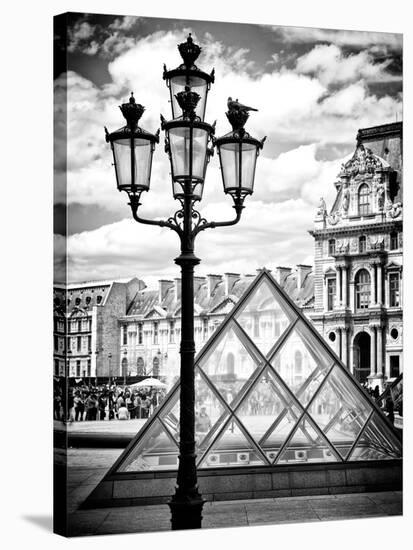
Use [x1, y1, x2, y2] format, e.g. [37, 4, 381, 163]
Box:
[119, 93, 145, 129]
[178, 33, 201, 67]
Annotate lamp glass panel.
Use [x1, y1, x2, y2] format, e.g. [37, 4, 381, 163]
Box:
[170, 74, 208, 120]
[168, 126, 209, 183]
[219, 141, 258, 195]
[113, 139, 132, 190]
[134, 138, 153, 191]
[113, 138, 153, 191]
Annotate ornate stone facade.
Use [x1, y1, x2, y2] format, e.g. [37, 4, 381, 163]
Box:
[310, 122, 403, 390]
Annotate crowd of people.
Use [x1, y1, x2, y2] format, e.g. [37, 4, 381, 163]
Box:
[53, 382, 167, 422]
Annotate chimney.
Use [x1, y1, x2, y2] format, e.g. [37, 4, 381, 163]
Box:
[224, 272, 240, 296]
[296, 264, 312, 289]
[158, 280, 173, 303]
[206, 274, 222, 299]
[274, 266, 292, 286]
[173, 278, 181, 302]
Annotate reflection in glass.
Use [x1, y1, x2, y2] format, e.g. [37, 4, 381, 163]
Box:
[199, 418, 266, 468]
[309, 366, 372, 458]
[272, 320, 332, 406]
[276, 415, 339, 464]
[198, 322, 260, 406]
[349, 412, 402, 461]
[236, 279, 294, 356]
[237, 368, 301, 447]
[117, 418, 179, 472]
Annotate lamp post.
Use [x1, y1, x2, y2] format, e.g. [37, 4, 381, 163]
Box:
[108, 352, 112, 386]
[105, 33, 265, 530]
[123, 348, 127, 386]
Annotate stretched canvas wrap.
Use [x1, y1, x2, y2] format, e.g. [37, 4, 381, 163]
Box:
[54, 12, 403, 537]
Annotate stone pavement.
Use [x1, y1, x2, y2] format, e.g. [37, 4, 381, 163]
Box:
[64, 448, 402, 537]
[67, 491, 402, 537]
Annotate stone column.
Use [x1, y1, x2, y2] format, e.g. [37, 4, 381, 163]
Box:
[342, 327, 348, 368]
[335, 268, 341, 309]
[342, 267, 348, 307]
[349, 342, 354, 375]
[338, 328, 342, 360]
[369, 327, 376, 377]
[349, 281, 355, 312]
[370, 265, 377, 307]
[377, 264, 383, 305]
[377, 326, 384, 378]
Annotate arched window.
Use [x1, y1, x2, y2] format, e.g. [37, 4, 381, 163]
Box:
[137, 357, 145, 376]
[328, 239, 336, 255]
[355, 269, 371, 310]
[358, 184, 370, 215]
[153, 356, 159, 377]
[227, 353, 235, 375]
[359, 235, 367, 253]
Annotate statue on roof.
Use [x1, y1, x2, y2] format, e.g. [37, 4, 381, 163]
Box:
[317, 197, 327, 217]
[342, 184, 350, 213]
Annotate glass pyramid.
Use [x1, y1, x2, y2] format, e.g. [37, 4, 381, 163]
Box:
[108, 269, 402, 474]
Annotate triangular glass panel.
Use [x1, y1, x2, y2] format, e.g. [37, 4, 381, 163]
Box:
[198, 321, 261, 406]
[199, 417, 267, 468]
[235, 368, 302, 447]
[276, 415, 339, 464]
[260, 404, 302, 463]
[194, 368, 227, 448]
[271, 320, 333, 406]
[348, 412, 402, 461]
[235, 278, 295, 356]
[309, 365, 373, 459]
[115, 418, 179, 472]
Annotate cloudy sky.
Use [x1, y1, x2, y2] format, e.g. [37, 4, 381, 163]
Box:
[54, 13, 402, 286]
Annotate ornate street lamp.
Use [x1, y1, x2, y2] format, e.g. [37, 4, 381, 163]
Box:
[105, 34, 265, 530]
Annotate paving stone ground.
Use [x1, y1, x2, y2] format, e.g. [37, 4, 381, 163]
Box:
[64, 448, 402, 537]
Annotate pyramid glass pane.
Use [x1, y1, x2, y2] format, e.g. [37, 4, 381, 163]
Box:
[194, 368, 227, 448]
[348, 412, 402, 461]
[276, 415, 339, 464]
[198, 322, 261, 406]
[271, 320, 333, 406]
[236, 368, 302, 445]
[116, 418, 179, 472]
[199, 418, 267, 468]
[235, 278, 295, 356]
[260, 404, 302, 462]
[309, 365, 373, 459]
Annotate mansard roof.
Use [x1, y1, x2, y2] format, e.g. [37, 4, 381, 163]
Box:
[125, 268, 315, 320]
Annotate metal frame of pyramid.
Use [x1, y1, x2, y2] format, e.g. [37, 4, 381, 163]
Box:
[100, 269, 402, 478]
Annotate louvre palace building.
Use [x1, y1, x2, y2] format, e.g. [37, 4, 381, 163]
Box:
[54, 122, 402, 391]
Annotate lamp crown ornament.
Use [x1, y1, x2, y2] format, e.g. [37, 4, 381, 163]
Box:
[178, 33, 201, 67]
[119, 92, 145, 128]
[175, 85, 201, 120]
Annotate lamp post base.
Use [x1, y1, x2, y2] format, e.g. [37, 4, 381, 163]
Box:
[168, 491, 205, 530]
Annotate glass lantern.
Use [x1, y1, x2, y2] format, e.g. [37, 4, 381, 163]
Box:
[215, 131, 264, 199]
[105, 94, 159, 195]
[163, 34, 214, 121]
[164, 119, 214, 201]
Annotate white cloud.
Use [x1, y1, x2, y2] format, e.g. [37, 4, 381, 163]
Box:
[60, 197, 319, 283]
[295, 44, 398, 86]
[274, 26, 402, 50]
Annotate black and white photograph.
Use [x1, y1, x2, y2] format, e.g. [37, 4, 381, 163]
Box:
[52, 9, 404, 537]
